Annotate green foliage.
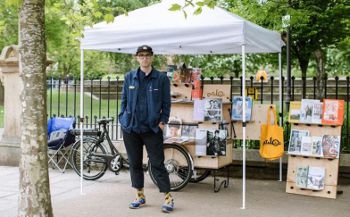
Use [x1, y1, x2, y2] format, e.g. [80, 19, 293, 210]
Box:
[1, 0, 349, 80]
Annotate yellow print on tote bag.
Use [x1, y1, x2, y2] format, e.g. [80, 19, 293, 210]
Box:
[259, 107, 284, 160]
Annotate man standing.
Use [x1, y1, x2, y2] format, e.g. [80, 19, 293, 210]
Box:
[118, 45, 174, 213]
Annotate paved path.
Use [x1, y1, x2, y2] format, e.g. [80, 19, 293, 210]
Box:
[1, 166, 350, 217]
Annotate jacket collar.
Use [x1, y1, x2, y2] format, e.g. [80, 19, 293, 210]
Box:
[132, 67, 158, 79]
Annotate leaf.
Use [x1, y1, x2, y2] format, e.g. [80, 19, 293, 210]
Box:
[169, 4, 181, 11]
[194, 7, 202, 15]
[94, 11, 103, 19]
[104, 14, 114, 23]
[196, 2, 205, 7]
[208, 1, 216, 9]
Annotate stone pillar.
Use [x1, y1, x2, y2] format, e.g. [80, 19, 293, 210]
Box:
[0, 45, 22, 166]
[0, 45, 23, 166]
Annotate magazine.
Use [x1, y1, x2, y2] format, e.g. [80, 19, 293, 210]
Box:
[164, 116, 182, 139]
[206, 129, 227, 156]
[322, 99, 345, 125]
[288, 129, 310, 155]
[193, 99, 205, 121]
[312, 102, 323, 124]
[203, 98, 222, 122]
[311, 136, 323, 157]
[296, 166, 309, 188]
[307, 166, 325, 190]
[300, 99, 319, 123]
[322, 135, 341, 158]
[181, 124, 197, 140]
[164, 137, 189, 144]
[296, 166, 325, 190]
[231, 96, 253, 121]
[191, 68, 201, 81]
[195, 128, 207, 156]
[288, 101, 301, 123]
[300, 136, 313, 156]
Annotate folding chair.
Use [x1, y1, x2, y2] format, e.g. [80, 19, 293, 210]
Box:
[47, 117, 76, 173]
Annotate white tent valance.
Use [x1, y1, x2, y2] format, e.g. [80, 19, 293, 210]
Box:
[81, 0, 283, 54]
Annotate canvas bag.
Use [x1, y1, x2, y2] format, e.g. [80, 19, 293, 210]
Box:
[259, 107, 284, 160]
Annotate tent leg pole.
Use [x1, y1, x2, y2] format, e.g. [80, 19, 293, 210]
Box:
[241, 45, 246, 210]
[80, 49, 85, 195]
[278, 52, 283, 182]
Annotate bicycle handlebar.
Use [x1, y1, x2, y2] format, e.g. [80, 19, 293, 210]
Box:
[97, 118, 114, 125]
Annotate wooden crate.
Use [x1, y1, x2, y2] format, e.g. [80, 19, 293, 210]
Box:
[182, 140, 233, 169]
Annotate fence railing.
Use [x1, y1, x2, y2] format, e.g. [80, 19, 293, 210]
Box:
[47, 75, 350, 152]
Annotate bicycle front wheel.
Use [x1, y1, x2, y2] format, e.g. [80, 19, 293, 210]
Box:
[148, 144, 193, 191]
[71, 138, 108, 180]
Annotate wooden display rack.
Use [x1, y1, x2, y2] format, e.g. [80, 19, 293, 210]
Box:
[232, 104, 275, 140]
[286, 123, 342, 199]
[169, 83, 233, 170]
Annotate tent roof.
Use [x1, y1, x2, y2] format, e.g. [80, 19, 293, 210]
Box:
[81, 0, 284, 54]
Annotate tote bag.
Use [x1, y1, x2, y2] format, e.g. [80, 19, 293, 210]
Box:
[259, 107, 284, 160]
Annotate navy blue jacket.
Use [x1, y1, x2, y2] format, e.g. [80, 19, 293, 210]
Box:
[118, 68, 171, 133]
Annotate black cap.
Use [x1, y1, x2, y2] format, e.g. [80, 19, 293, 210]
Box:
[136, 45, 153, 55]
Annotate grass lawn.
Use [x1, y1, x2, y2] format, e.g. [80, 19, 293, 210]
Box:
[47, 90, 121, 121]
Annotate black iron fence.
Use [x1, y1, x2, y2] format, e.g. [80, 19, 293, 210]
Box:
[47, 75, 350, 152]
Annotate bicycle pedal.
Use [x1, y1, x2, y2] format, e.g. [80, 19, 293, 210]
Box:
[115, 172, 119, 175]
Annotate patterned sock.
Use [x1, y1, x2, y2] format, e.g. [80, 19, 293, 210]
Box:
[164, 192, 172, 202]
[136, 189, 145, 199]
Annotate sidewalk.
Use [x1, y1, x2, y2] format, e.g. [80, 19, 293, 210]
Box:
[1, 166, 350, 217]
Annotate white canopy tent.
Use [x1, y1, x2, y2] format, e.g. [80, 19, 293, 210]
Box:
[80, 0, 284, 209]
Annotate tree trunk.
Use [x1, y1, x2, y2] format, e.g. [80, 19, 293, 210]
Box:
[314, 48, 326, 100]
[18, 0, 53, 217]
[298, 57, 309, 99]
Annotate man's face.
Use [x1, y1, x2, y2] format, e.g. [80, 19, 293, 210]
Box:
[136, 51, 153, 68]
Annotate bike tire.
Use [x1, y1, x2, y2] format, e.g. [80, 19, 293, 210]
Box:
[148, 144, 192, 191]
[70, 137, 108, 180]
[190, 169, 211, 183]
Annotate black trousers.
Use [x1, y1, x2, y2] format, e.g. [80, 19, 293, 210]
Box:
[122, 129, 170, 193]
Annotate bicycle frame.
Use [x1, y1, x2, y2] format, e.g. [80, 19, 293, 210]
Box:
[88, 121, 128, 166]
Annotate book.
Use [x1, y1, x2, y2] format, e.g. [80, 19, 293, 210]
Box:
[322, 135, 341, 158]
[191, 89, 203, 100]
[206, 129, 227, 156]
[312, 102, 323, 124]
[164, 116, 182, 139]
[191, 68, 201, 81]
[322, 99, 345, 125]
[300, 136, 313, 156]
[288, 129, 310, 155]
[307, 166, 325, 190]
[203, 98, 222, 122]
[231, 96, 253, 121]
[288, 101, 301, 123]
[195, 129, 207, 156]
[164, 137, 189, 144]
[300, 99, 319, 123]
[296, 166, 309, 188]
[181, 124, 197, 140]
[311, 136, 323, 157]
[193, 99, 205, 121]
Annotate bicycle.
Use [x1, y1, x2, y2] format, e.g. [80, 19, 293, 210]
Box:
[70, 118, 210, 191]
[70, 118, 127, 180]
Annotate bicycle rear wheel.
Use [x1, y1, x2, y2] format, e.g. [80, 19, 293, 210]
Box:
[148, 144, 192, 191]
[71, 138, 108, 180]
[190, 169, 211, 183]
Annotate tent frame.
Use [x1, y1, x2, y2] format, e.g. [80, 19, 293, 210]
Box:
[79, 48, 283, 209]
